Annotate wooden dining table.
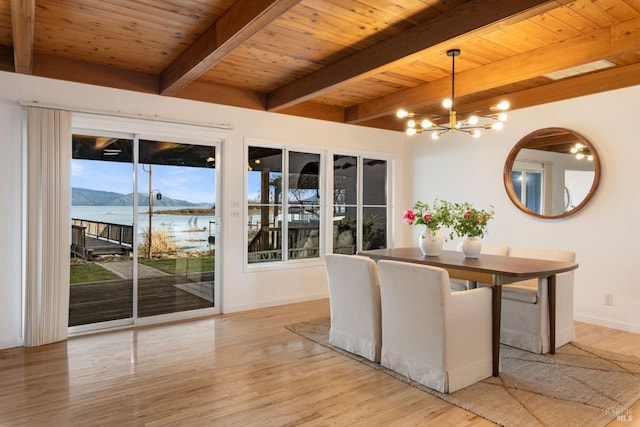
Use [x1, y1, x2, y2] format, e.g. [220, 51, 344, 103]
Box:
[358, 247, 579, 376]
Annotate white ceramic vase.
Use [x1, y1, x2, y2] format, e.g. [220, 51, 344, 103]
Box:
[419, 229, 444, 256]
[461, 237, 482, 258]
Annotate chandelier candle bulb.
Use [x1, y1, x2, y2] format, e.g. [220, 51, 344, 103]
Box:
[492, 100, 510, 111]
[570, 142, 593, 160]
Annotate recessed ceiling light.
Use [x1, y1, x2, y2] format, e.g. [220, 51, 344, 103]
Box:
[544, 60, 615, 80]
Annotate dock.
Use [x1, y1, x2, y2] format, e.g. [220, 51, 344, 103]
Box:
[72, 219, 133, 260]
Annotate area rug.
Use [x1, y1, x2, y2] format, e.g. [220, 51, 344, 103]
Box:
[285, 318, 640, 427]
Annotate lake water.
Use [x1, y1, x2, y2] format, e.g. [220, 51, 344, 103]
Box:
[72, 206, 217, 252]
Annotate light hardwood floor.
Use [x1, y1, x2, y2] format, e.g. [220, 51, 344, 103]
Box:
[1, 299, 638, 426]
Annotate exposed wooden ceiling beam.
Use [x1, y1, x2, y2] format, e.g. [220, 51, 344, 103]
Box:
[161, 0, 301, 96]
[461, 62, 640, 115]
[10, 0, 35, 74]
[277, 102, 346, 124]
[33, 54, 159, 94]
[151, 80, 349, 124]
[266, 0, 561, 112]
[354, 116, 404, 133]
[173, 80, 266, 111]
[346, 17, 640, 124]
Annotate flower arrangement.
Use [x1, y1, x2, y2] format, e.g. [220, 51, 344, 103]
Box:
[402, 199, 454, 238]
[451, 202, 495, 239]
[403, 200, 495, 239]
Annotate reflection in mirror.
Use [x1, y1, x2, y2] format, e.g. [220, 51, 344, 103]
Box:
[503, 128, 601, 219]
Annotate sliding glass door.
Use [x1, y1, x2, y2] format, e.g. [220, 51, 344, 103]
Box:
[69, 133, 135, 327]
[136, 139, 216, 318]
[69, 131, 219, 332]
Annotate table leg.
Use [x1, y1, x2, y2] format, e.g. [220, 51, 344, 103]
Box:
[491, 284, 502, 376]
[548, 274, 556, 354]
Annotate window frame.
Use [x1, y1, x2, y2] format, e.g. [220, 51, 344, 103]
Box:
[331, 152, 391, 255]
[245, 139, 324, 269]
[512, 160, 545, 214]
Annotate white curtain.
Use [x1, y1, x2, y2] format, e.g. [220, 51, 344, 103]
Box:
[24, 107, 71, 347]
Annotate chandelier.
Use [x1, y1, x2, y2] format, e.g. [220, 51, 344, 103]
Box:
[570, 142, 593, 160]
[397, 49, 510, 139]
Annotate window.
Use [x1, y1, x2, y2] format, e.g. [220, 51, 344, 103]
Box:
[288, 151, 321, 259]
[247, 146, 321, 264]
[333, 155, 388, 254]
[512, 162, 544, 214]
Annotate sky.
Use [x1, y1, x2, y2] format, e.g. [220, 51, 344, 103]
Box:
[72, 159, 217, 204]
[72, 160, 312, 205]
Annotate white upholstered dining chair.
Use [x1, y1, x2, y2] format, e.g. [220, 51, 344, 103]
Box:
[324, 254, 382, 362]
[501, 247, 576, 354]
[377, 260, 493, 393]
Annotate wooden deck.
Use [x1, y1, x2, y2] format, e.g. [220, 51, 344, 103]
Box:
[71, 220, 133, 260]
[84, 235, 132, 257]
[68, 272, 214, 326]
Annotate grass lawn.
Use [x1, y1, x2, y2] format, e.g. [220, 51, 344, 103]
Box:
[70, 263, 120, 284]
[139, 255, 214, 275]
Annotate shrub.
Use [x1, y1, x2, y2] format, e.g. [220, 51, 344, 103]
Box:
[139, 226, 177, 258]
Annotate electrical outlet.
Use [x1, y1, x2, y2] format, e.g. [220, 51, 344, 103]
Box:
[604, 294, 613, 306]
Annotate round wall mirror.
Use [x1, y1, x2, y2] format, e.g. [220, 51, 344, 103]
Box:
[503, 127, 601, 219]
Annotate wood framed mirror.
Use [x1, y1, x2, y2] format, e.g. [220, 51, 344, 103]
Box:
[503, 127, 601, 219]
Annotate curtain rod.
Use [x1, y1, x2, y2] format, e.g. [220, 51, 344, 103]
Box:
[19, 100, 234, 131]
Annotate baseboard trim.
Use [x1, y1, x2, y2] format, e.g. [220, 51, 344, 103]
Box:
[225, 292, 328, 314]
[574, 313, 640, 334]
[0, 336, 23, 350]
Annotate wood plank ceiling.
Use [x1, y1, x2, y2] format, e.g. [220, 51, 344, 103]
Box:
[1, 0, 639, 132]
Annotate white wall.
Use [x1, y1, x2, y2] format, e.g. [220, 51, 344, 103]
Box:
[0, 72, 407, 348]
[0, 102, 24, 349]
[403, 84, 640, 333]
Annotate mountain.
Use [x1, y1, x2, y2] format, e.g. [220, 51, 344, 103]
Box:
[72, 187, 211, 207]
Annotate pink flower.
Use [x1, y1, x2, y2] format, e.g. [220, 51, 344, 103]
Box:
[464, 210, 471, 219]
[402, 209, 416, 225]
[423, 213, 431, 223]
